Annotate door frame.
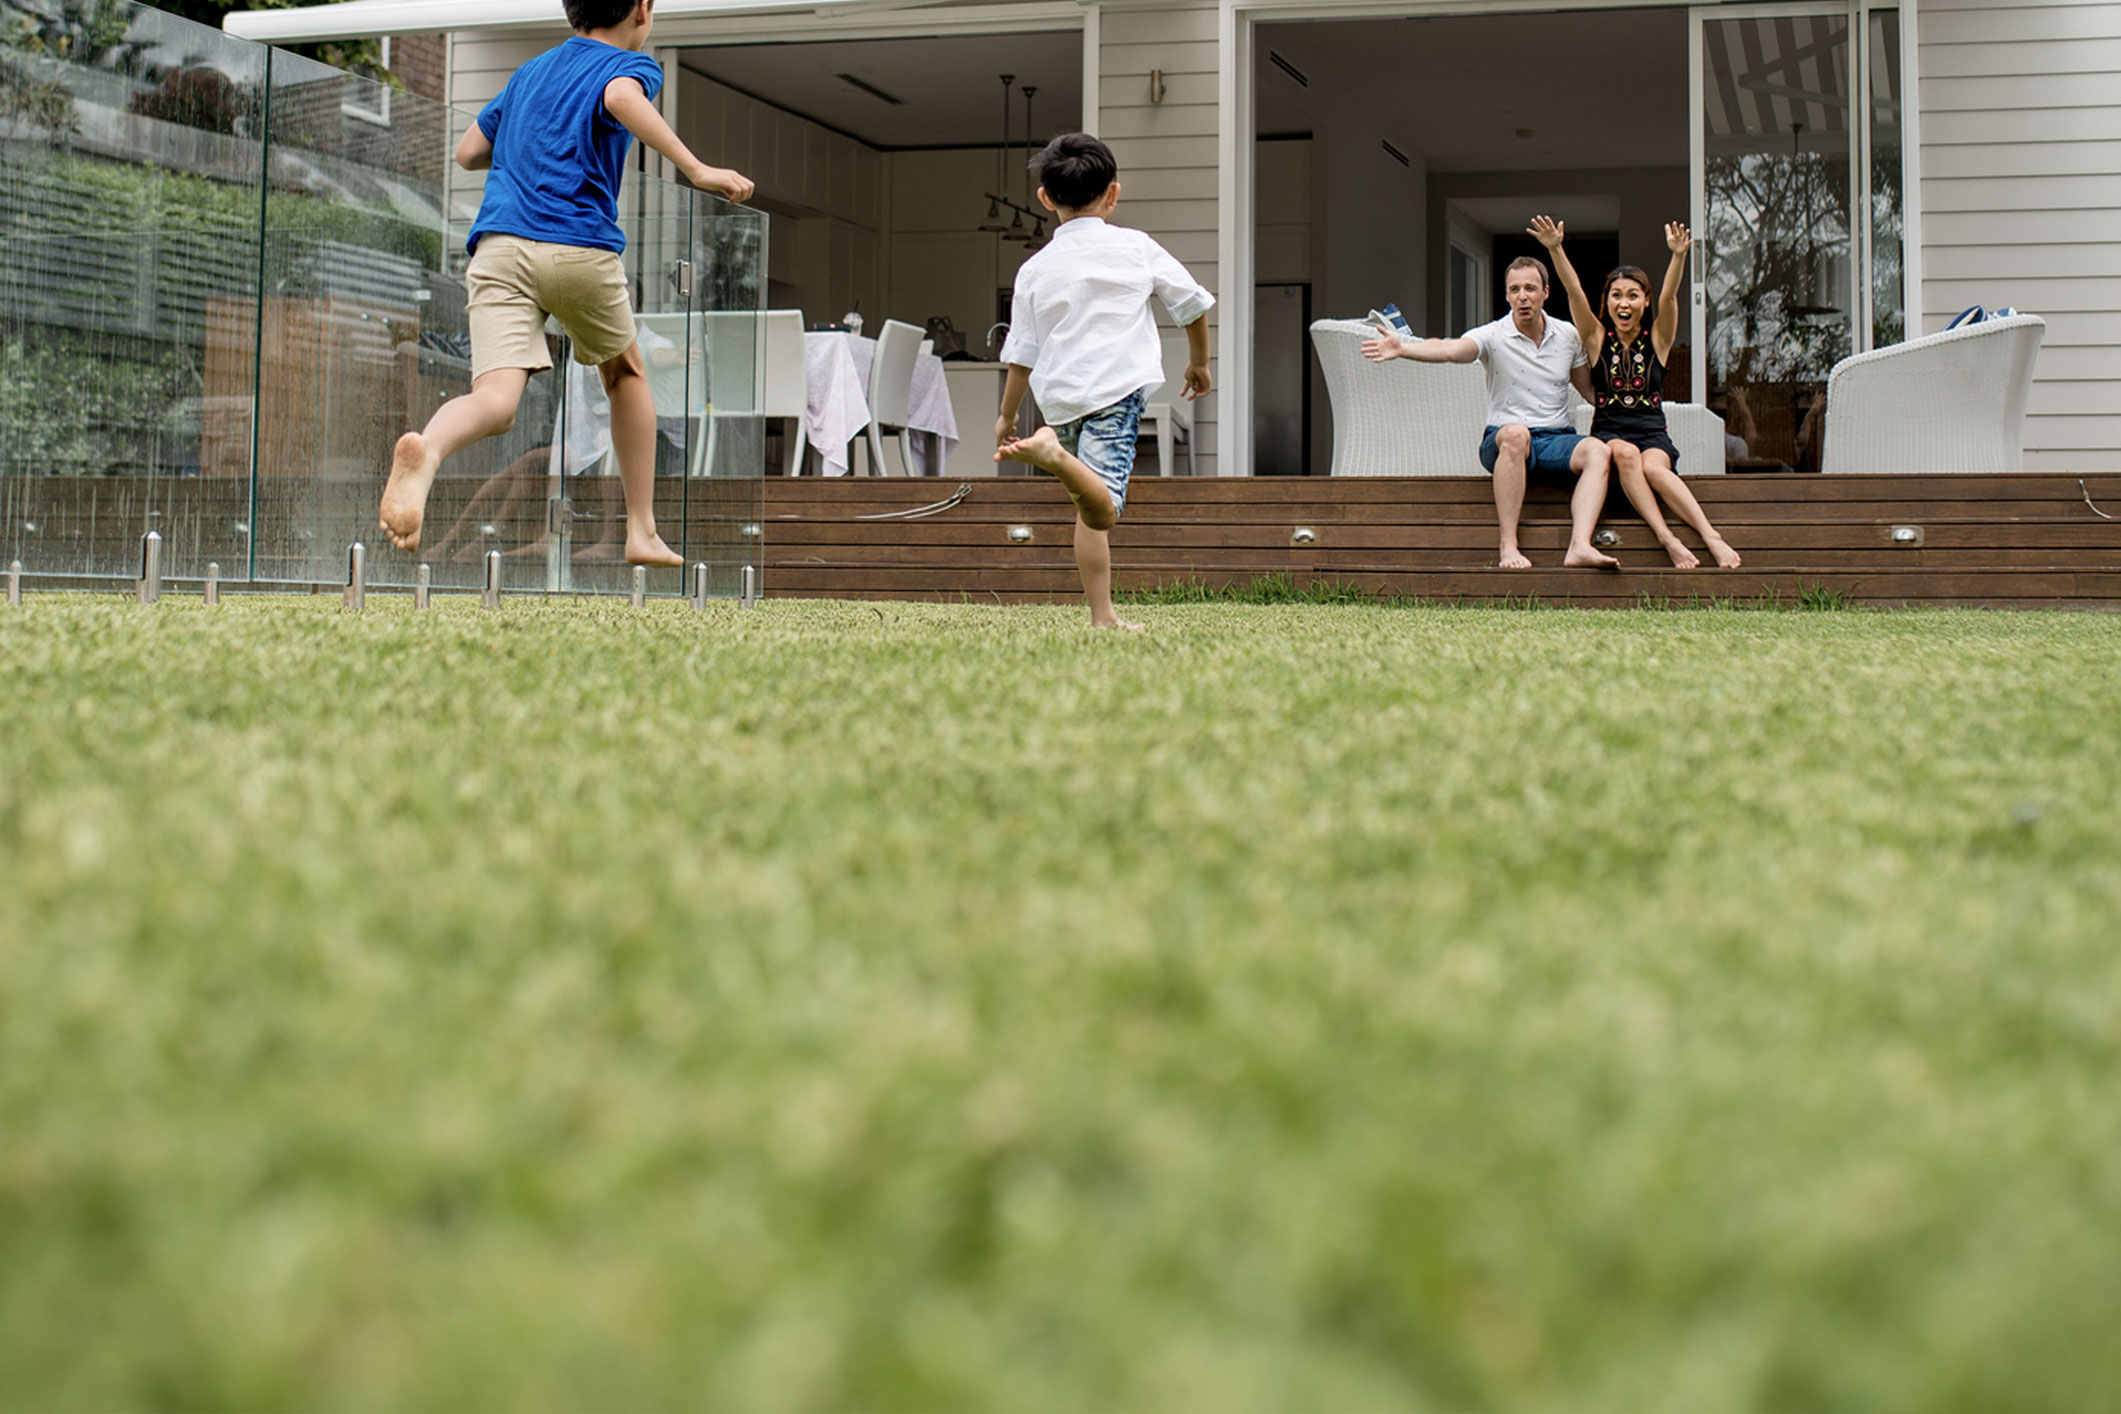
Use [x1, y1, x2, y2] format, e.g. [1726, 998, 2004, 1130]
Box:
[1224, 0, 1923, 476]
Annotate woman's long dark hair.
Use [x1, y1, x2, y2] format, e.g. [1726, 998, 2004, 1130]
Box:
[1600, 265, 1654, 335]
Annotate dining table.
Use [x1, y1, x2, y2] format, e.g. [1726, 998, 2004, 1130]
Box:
[802, 330, 959, 476]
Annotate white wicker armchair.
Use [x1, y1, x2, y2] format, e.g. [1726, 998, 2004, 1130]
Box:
[1310, 319, 1488, 476]
[1820, 314, 2045, 473]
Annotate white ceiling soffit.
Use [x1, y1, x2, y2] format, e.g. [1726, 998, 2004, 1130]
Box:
[225, 0, 991, 44]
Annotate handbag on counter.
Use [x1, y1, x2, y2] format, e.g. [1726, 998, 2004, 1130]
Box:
[924, 315, 968, 358]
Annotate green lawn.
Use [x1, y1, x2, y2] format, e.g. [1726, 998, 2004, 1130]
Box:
[3, 596, 2119, 1410]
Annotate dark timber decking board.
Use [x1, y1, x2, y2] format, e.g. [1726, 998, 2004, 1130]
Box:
[762, 473, 2121, 609]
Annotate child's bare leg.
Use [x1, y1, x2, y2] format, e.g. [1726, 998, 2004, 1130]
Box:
[1074, 517, 1140, 630]
[600, 345, 683, 568]
[1611, 439, 1696, 568]
[997, 428, 1117, 531]
[1643, 451, 1741, 568]
[382, 367, 530, 552]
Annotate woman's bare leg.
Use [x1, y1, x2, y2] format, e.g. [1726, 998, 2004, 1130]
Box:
[1642, 449, 1741, 568]
[1610, 439, 1697, 568]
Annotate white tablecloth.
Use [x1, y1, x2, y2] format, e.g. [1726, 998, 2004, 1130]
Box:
[804, 331, 959, 476]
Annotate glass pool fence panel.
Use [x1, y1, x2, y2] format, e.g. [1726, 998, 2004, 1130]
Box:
[688, 194, 766, 600]
[0, 0, 267, 582]
[251, 45, 563, 590]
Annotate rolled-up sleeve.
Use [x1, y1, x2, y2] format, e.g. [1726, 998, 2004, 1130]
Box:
[997, 271, 1040, 367]
[1147, 237, 1214, 327]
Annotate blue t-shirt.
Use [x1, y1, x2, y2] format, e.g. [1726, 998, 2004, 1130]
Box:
[468, 36, 665, 256]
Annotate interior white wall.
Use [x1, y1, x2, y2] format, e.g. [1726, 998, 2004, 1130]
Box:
[1424, 166, 1688, 336]
[885, 148, 1036, 355]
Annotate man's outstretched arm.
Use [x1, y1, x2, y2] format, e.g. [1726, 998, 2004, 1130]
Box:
[1362, 329, 1480, 365]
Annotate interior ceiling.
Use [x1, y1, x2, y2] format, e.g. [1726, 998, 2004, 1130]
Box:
[679, 33, 1082, 150]
[1257, 9, 1688, 173]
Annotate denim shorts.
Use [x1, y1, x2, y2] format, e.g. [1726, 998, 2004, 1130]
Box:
[1054, 388, 1147, 517]
[1479, 425, 1585, 475]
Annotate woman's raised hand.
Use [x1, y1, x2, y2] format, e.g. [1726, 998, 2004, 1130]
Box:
[1666, 221, 1692, 254]
[1528, 214, 1565, 249]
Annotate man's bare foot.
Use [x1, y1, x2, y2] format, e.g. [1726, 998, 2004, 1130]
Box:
[1091, 615, 1145, 631]
[1564, 543, 1622, 570]
[624, 531, 685, 569]
[380, 433, 440, 552]
[1705, 535, 1743, 569]
[999, 426, 1116, 524]
[1661, 537, 1701, 570]
[1498, 547, 1533, 570]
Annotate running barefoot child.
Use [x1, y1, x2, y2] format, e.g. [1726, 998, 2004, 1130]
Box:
[380, 0, 753, 564]
[995, 133, 1213, 628]
[1530, 215, 1742, 569]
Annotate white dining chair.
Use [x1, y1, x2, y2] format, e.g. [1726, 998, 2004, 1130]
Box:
[634, 309, 808, 477]
[858, 318, 924, 476]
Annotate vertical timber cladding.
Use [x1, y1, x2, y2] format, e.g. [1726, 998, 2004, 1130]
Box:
[1099, 3, 1224, 475]
[1918, 0, 2121, 472]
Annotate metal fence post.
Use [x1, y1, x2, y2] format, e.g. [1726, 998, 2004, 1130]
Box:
[343, 541, 366, 611]
[135, 530, 162, 605]
[739, 563, 757, 609]
[691, 561, 708, 610]
[631, 564, 647, 608]
[204, 562, 220, 606]
[415, 563, 431, 611]
[6, 560, 19, 607]
[481, 550, 502, 610]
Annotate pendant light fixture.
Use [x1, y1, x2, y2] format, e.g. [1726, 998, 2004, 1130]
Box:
[978, 74, 1014, 233]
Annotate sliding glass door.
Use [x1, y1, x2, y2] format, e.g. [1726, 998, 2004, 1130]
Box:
[1690, 1, 1904, 470]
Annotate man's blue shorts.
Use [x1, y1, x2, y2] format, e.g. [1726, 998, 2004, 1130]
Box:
[1479, 425, 1585, 475]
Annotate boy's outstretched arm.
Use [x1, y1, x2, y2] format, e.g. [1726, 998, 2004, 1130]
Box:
[603, 77, 755, 202]
[455, 121, 492, 171]
[1182, 316, 1211, 399]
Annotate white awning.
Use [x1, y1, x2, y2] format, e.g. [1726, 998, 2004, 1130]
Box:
[223, 0, 971, 44]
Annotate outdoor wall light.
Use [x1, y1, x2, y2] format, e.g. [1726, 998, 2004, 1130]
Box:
[1007, 525, 1034, 544]
[1891, 525, 1924, 546]
[740, 522, 763, 539]
[1150, 69, 1165, 104]
[1291, 526, 1317, 545]
[1594, 529, 1621, 548]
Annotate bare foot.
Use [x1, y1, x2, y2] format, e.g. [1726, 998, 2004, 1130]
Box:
[1564, 543, 1622, 570]
[998, 427, 1116, 524]
[1661, 537, 1701, 570]
[1091, 616, 1145, 631]
[1498, 547, 1533, 570]
[1705, 535, 1743, 569]
[380, 433, 440, 552]
[625, 531, 685, 569]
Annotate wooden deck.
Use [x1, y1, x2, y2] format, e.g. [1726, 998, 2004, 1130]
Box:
[763, 472, 2121, 609]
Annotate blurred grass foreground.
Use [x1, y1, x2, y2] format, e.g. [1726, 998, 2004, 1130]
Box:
[3, 597, 2119, 1409]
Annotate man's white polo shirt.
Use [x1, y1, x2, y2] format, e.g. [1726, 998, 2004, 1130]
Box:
[1465, 313, 1585, 430]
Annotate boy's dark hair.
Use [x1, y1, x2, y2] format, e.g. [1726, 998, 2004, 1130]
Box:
[565, 0, 642, 30]
[1033, 133, 1118, 210]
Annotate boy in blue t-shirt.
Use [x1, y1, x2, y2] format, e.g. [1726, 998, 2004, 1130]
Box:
[380, 0, 752, 566]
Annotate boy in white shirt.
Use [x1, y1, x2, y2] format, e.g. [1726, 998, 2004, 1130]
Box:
[996, 133, 1214, 628]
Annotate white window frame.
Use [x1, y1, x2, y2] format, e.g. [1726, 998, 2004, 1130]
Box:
[341, 34, 392, 126]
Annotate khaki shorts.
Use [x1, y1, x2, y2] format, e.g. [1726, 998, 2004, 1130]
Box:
[466, 234, 636, 382]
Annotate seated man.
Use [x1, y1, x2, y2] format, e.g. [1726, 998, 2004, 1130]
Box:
[1362, 256, 1617, 570]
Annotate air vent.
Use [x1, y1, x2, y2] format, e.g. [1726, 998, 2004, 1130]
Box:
[1381, 139, 1410, 167]
[1269, 51, 1308, 87]
[836, 73, 907, 105]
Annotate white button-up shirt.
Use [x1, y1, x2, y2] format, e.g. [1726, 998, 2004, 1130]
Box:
[1465, 313, 1586, 430]
[998, 216, 1215, 427]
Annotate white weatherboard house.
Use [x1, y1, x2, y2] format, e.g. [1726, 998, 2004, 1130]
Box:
[230, 0, 2121, 478]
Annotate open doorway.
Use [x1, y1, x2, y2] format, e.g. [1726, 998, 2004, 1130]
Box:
[1253, 8, 1689, 475]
